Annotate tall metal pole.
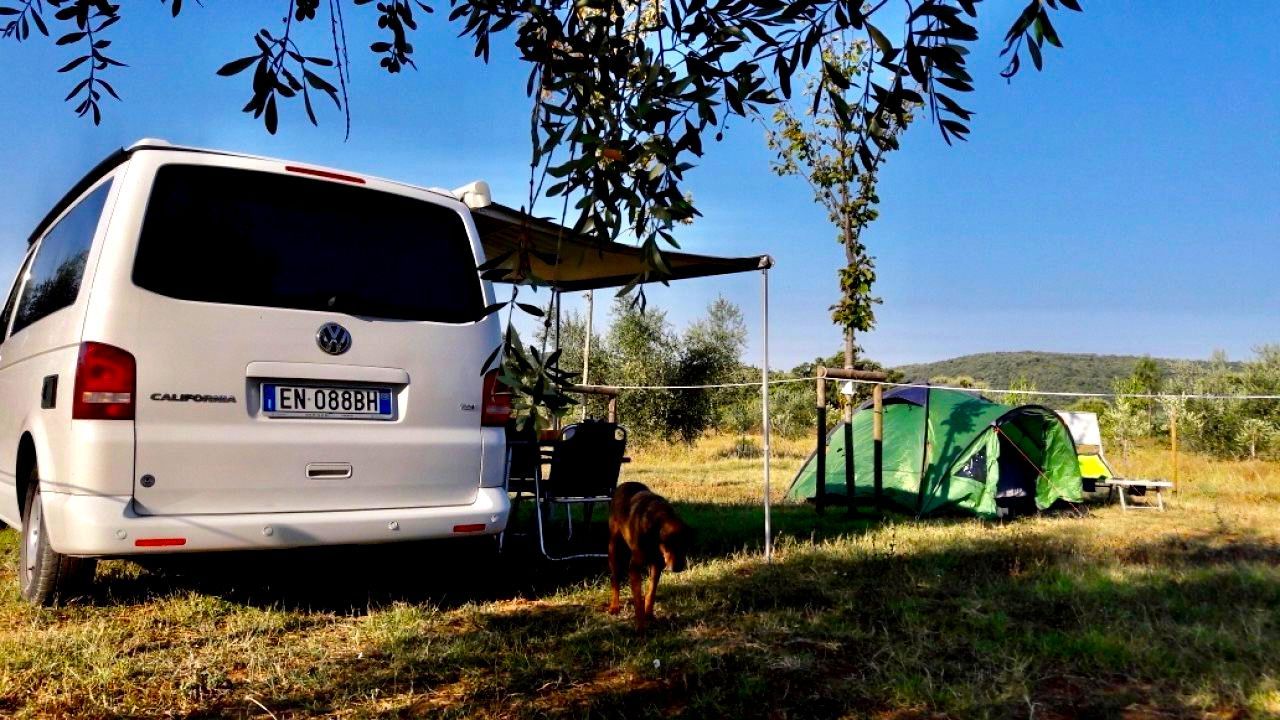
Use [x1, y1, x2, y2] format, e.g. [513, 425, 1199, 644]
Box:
[554, 290, 562, 350]
[761, 267, 772, 562]
[553, 289, 563, 432]
[1170, 402, 1179, 496]
[581, 289, 593, 421]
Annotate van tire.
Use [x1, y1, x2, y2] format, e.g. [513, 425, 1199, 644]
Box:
[18, 466, 96, 606]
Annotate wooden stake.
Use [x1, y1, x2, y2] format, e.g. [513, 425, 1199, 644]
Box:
[815, 377, 827, 514]
[873, 383, 884, 503]
[843, 413, 854, 516]
[810, 367, 887, 515]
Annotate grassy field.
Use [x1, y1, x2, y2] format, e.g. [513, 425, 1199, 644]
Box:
[0, 436, 1277, 718]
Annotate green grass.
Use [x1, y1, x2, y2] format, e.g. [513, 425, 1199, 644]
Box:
[0, 436, 1277, 718]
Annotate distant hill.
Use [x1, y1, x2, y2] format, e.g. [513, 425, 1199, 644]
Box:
[895, 351, 1223, 396]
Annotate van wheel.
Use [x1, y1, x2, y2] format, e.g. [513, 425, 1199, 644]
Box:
[18, 467, 96, 606]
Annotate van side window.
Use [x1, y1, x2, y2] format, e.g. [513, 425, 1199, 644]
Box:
[11, 181, 112, 336]
[0, 249, 36, 342]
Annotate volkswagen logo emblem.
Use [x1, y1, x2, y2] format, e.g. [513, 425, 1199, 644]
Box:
[316, 322, 352, 355]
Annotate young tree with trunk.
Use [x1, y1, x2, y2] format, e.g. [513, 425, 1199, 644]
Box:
[1106, 376, 1147, 462]
[1129, 355, 1163, 434]
[765, 31, 909, 374]
[1238, 418, 1273, 461]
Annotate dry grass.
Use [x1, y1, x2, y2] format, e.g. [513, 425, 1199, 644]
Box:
[0, 436, 1276, 718]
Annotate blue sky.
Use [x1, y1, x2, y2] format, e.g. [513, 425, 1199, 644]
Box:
[0, 2, 1276, 369]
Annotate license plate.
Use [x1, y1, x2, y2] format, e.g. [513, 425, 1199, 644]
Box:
[261, 384, 394, 420]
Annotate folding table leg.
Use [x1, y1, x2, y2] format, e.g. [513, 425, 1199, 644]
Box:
[1156, 489, 1165, 511]
[1119, 487, 1128, 511]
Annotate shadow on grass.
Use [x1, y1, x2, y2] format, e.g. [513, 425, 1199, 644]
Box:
[77, 499, 887, 613]
[90, 538, 581, 612]
[77, 489, 1091, 615]
[183, 523, 1280, 719]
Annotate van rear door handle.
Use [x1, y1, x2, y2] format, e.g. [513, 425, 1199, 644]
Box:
[306, 463, 353, 480]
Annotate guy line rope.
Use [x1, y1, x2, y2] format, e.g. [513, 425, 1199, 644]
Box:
[588, 376, 1280, 401]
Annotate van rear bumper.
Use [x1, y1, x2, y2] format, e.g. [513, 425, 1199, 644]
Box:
[41, 487, 510, 556]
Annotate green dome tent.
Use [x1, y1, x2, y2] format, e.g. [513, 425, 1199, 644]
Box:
[786, 387, 1083, 518]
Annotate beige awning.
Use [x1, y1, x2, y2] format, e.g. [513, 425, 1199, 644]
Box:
[471, 203, 770, 291]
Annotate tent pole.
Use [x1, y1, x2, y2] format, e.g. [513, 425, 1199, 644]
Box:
[761, 267, 772, 562]
[581, 289, 593, 422]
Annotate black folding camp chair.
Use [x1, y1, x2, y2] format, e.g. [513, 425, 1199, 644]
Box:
[533, 421, 628, 561]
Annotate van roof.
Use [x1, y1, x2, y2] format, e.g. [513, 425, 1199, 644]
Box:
[29, 141, 773, 292]
[26, 140, 457, 246]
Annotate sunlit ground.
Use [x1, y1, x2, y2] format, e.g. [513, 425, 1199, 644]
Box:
[0, 436, 1276, 718]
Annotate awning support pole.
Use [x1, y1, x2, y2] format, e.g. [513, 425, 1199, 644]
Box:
[761, 267, 772, 563]
[1170, 403, 1179, 496]
[581, 290, 593, 421]
[554, 290, 562, 348]
[553, 289, 563, 432]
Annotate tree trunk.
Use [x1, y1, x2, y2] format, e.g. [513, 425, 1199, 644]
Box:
[839, 182, 855, 373]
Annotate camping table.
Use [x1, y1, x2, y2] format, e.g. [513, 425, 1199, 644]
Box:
[1107, 479, 1173, 511]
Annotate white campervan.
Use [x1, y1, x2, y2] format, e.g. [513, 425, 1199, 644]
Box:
[0, 140, 511, 604]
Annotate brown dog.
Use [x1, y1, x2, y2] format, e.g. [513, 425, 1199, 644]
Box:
[607, 481, 692, 631]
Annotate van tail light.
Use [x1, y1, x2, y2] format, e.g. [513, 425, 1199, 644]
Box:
[481, 369, 512, 427]
[73, 342, 136, 420]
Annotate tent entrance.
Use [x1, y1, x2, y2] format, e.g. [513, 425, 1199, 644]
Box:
[994, 423, 1043, 517]
[989, 407, 1079, 517]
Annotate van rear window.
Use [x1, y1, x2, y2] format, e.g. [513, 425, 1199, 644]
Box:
[133, 165, 484, 323]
